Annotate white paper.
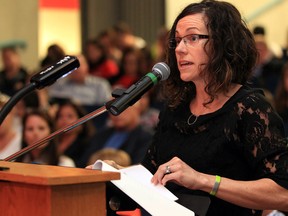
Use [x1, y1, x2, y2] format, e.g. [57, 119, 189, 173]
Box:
[121, 164, 178, 201]
[93, 160, 194, 216]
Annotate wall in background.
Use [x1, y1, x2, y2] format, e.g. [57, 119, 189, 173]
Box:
[81, 0, 165, 48]
[0, 0, 81, 72]
[39, 0, 81, 60]
[0, 0, 38, 71]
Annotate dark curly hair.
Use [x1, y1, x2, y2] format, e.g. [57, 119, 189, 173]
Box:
[164, 0, 258, 108]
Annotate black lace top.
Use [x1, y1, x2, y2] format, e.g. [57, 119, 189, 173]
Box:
[142, 85, 288, 215]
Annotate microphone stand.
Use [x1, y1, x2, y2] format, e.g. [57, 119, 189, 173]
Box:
[3, 87, 135, 162]
[4, 103, 109, 162]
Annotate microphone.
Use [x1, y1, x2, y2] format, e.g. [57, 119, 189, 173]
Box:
[30, 55, 80, 89]
[106, 62, 170, 116]
[0, 55, 80, 125]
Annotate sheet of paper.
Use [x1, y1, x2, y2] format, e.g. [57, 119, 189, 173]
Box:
[93, 160, 194, 216]
[121, 164, 178, 201]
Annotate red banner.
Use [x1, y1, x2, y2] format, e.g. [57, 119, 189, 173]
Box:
[39, 0, 79, 9]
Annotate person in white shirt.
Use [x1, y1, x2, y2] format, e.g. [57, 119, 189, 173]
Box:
[0, 92, 21, 160]
[48, 54, 112, 108]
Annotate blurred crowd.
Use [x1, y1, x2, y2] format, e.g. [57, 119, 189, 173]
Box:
[1, 23, 288, 169]
[0, 22, 168, 168]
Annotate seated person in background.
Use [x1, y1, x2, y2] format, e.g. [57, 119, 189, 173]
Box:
[87, 148, 131, 167]
[55, 100, 95, 168]
[84, 39, 119, 85]
[47, 54, 112, 109]
[40, 43, 66, 69]
[82, 98, 153, 167]
[48, 54, 112, 130]
[112, 47, 142, 89]
[0, 46, 29, 97]
[16, 109, 75, 167]
[96, 29, 123, 65]
[0, 92, 21, 159]
[113, 22, 146, 52]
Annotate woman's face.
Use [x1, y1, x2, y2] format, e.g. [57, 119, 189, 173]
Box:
[86, 44, 102, 62]
[123, 52, 138, 75]
[56, 105, 82, 134]
[174, 13, 209, 84]
[24, 115, 51, 146]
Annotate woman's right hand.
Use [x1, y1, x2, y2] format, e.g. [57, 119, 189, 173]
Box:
[151, 156, 203, 190]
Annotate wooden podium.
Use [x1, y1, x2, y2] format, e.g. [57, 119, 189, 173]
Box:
[0, 161, 120, 216]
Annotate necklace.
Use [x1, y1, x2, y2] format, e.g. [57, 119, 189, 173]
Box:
[187, 113, 198, 125]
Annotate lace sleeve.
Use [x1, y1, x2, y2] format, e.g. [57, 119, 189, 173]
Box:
[237, 93, 288, 189]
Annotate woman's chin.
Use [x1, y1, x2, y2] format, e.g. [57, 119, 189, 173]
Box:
[180, 75, 192, 82]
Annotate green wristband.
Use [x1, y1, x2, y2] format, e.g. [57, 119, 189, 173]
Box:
[210, 175, 221, 196]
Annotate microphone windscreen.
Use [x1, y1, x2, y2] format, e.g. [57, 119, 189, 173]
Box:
[152, 62, 170, 81]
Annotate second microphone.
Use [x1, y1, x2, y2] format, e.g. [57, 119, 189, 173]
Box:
[106, 62, 170, 116]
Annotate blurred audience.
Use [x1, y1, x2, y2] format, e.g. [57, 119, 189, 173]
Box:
[16, 109, 75, 167]
[54, 100, 95, 168]
[0, 24, 167, 165]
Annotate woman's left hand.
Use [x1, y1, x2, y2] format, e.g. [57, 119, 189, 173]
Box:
[151, 157, 202, 190]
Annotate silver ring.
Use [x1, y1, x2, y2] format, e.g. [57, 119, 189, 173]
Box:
[165, 165, 171, 174]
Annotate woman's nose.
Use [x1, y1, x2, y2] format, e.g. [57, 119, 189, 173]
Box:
[175, 40, 188, 54]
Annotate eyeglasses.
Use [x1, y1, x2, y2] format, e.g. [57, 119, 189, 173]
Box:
[168, 34, 209, 49]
